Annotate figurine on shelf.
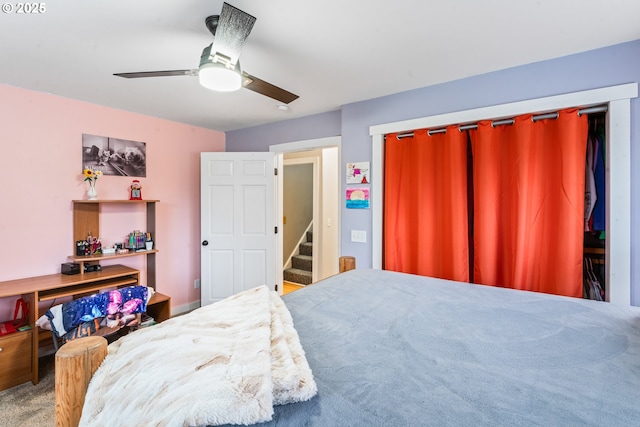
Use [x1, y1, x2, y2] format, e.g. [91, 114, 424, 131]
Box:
[129, 179, 142, 200]
[87, 231, 102, 255]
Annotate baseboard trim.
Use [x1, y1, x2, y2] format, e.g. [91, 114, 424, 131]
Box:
[171, 300, 201, 317]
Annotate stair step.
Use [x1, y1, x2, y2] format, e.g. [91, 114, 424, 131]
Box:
[283, 268, 312, 285]
[292, 254, 312, 271]
[306, 230, 313, 243]
[299, 241, 312, 256]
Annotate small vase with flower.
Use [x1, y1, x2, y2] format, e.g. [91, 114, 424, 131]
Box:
[83, 167, 102, 200]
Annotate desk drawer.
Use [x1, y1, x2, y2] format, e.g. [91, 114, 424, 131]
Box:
[0, 331, 32, 390]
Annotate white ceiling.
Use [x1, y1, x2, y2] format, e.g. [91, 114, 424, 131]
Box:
[2, 0, 639, 132]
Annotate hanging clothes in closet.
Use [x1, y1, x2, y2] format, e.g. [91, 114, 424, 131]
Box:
[590, 116, 606, 233]
[583, 114, 606, 301]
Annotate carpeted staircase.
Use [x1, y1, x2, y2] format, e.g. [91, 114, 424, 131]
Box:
[284, 231, 313, 285]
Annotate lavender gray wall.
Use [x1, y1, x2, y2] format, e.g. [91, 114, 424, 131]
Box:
[226, 39, 640, 305]
[226, 109, 341, 151]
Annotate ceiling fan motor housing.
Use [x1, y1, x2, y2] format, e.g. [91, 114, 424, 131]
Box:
[199, 44, 242, 92]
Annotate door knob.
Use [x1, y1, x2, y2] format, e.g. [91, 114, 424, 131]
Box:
[202, 240, 209, 246]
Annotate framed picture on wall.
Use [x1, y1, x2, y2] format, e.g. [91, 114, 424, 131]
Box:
[82, 133, 147, 177]
[346, 162, 369, 184]
[346, 188, 370, 209]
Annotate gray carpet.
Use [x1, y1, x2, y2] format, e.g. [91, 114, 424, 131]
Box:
[0, 355, 55, 427]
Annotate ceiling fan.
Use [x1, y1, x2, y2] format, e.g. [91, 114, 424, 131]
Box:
[114, 2, 298, 104]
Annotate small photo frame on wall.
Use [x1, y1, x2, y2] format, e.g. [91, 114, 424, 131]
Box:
[82, 134, 147, 177]
[346, 162, 369, 184]
[346, 188, 370, 209]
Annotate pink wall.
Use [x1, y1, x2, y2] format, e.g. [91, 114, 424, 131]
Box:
[0, 84, 224, 319]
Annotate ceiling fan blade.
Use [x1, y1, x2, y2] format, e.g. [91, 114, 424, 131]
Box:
[114, 70, 197, 78]
[210, 2, 256, 65]
[242, 72, 299, 104]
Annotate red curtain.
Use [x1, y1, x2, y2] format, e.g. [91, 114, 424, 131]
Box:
[384, 127, 469, 282]
[469, 109, 588, 297]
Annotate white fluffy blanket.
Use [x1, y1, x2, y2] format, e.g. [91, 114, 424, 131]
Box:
[79, 286, 317, 426]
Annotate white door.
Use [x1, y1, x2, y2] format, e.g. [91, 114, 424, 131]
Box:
[200, 152, 276, 306]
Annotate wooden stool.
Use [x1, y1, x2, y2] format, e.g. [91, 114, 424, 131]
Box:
[339, 256, 356, 273]
[55, 336, 108, 427]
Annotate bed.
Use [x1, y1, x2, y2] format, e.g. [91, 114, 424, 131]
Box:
[71, 268, 640, 426]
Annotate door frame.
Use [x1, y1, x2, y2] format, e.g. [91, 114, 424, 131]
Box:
[271, 136, 342, 293]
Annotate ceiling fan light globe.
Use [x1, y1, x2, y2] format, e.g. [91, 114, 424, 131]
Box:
[199, 62, 242, 92]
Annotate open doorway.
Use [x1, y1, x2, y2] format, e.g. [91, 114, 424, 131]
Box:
[283, 155, 316, 288]
[271, 137, 341, 294]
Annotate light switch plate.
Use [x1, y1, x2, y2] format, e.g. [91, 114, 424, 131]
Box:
[351, 230, 367, 243]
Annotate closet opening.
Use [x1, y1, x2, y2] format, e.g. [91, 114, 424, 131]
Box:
[382, 107, 607, 301]
[371, 83, 637, 305]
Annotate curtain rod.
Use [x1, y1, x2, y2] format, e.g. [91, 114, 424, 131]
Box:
[393, 105, 608, 139]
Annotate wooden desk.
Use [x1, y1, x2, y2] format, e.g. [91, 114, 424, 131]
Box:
[0, 265, 170, 390]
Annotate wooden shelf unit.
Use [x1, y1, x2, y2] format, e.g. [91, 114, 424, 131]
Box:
[71, 199, 159, 288]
